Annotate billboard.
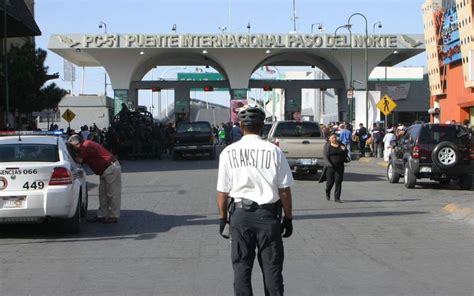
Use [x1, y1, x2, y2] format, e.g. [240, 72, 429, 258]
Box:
[441, 6, 461, 65]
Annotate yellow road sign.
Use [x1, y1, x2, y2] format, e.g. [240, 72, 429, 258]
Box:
[62, 109, 76, 123]
[376, 95, 397, 116]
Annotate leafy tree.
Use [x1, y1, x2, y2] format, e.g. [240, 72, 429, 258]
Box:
[0, 42, 66, 114]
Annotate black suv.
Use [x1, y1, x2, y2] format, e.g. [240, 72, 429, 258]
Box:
[386, 123, 473, 190]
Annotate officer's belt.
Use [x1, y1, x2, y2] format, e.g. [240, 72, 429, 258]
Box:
[234, 201, 278, 210]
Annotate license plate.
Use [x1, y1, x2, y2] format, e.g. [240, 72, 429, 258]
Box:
[420, 166, 431, 173]
[300, 159, 313, 165]
[1, 196, 26, 209]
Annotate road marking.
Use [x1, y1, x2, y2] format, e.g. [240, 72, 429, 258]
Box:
[443, 203, 474, 220]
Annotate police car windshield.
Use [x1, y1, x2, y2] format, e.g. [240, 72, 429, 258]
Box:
[0, 144, 59, 162]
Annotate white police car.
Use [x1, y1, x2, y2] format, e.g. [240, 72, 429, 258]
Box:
[0, 132, 88, 233]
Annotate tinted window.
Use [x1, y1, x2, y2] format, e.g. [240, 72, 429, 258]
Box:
[419, 125, 470, 145]
[273, 122, 321, 138]
[0, 144, 59, 162]
[176, 123, 211, 133]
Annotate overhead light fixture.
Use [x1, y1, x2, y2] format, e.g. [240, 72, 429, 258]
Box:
[140, 51, 145, 55]
[265, 49, 272, 54]
[202, 49, 208, 54]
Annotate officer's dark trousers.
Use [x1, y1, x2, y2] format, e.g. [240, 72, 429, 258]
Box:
[230, 207, 284, 296]
[326, 166, 344, 201]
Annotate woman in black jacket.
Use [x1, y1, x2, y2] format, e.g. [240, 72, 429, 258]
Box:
[323, 132, 347, 203]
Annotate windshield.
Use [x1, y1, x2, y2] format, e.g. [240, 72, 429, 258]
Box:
[176, 123, 211, 133]
[0, 144, 59, 162]
[273, 122, 321, 138]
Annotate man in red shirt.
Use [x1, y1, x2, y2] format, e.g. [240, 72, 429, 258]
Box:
[68, 134, 122, 223]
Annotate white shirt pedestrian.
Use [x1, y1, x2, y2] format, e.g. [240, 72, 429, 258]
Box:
[383, 130, 397, 162]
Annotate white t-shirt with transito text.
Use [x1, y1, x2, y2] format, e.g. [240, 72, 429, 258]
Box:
[216, 134, 294, 205]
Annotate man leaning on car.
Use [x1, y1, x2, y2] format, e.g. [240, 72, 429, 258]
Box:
[68, 134, 122, 224]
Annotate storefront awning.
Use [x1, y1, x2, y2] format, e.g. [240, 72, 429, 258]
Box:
[0, 0, 41, 37]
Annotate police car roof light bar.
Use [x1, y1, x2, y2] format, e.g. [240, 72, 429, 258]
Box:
[0, 131, 64, 137]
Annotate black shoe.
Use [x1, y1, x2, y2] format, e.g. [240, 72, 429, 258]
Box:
[335, 199, 342, 203]
[325, 192, 330, 200]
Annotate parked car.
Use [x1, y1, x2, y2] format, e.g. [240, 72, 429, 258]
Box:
[266, 120, 326, 176]
[386, 123, 473, 190]
[173, 121, 216, 160]
[0, 132, 88, 233]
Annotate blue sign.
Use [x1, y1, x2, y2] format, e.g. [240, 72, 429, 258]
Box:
[441, 6, 462, 65]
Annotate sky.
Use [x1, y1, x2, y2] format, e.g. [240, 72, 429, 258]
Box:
[34, 0, 427, 112]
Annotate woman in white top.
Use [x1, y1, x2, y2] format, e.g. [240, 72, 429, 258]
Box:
[383, 128, 397, 162]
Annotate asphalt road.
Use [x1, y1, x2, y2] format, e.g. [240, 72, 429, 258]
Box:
[0, 155, 473, 296]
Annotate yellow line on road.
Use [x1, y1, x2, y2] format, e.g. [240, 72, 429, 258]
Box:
[443, 203, 474, 217]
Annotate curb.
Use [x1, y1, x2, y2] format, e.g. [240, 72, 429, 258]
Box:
[443, 203, 474, 225]
[357, 157, 387, 167]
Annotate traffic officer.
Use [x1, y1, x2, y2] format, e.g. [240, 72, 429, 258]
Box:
[216, 105, 294, 296]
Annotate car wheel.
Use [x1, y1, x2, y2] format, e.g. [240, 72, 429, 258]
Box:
[80, 183, 88, 218]
[432, 142, 459, 169]
[387, 162, 400, 183]
[62, 197, 81, 234]
[459, 174, 472, 190]
[404, 164, 416, 188]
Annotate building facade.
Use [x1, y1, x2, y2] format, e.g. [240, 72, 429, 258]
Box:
[422, 0, 474, 124]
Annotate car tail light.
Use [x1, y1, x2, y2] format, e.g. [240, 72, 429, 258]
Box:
[49, 167, 73, 185]
[470, 147, 474, 160]
[412, 145, 420, 159]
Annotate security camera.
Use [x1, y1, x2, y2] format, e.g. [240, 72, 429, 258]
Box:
[98, 24, 103, 29]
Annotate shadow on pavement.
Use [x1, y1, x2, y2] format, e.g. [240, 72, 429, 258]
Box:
[343, 172, 386, 182]
[0, 210, 213, 243]
[0, 209, 429, 244]
[415, 181, 473, 191]
[342, 199, 421, 203]
[120, 159, 218, 173]
[293, 211, 428, 220]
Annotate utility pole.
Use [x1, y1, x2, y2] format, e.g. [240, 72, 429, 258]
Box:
[3, 0, 10, 128]
[292, 0, 298, 32]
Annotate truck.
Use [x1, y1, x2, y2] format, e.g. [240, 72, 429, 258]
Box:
[173, 121, 216, 160]
[266, 121, 326, 176]
[111, 109, 156, 159]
